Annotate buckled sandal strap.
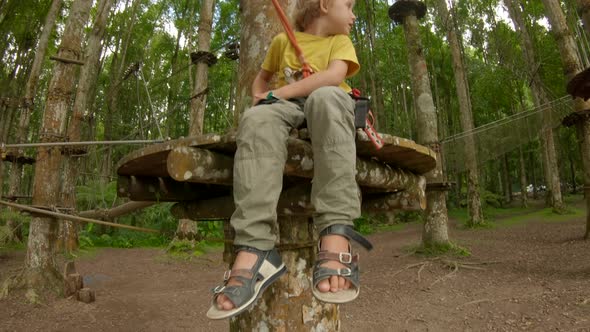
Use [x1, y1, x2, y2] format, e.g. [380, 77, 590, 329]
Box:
[320, 224, 373, 251]
[317, 251, 359, 264]
[312, 264, 360, 289]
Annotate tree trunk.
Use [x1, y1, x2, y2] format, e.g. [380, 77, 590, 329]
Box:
[229, 216, 339, 331]
[59, 0, 114, 252]
[25, 0, 93, 293]
[400, 12, 449, 247]
[102, 0, 140, 183]
[189, 0, 215, 136]
[519, 147, 528, 207]
[505, 0, 565, 212]
[502, 154, 512, 203]
[5, 0, 63, 246]
[437, 0, 483, 226]
[542, 0, 590, 236]
[577, 0, 590, 35]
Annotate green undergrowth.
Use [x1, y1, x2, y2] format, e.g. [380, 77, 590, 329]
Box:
[498, 206, 583, 226]
[354, 211, 422, 235]
[164, 239, 223, 261]
[449, 194, 585, 229]
[409, 241, 471, 258]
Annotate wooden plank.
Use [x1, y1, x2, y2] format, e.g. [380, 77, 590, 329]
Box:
[117, 175, 229, 201]
[166, 140, 426, 191]
[117, 131, 436, 178]
[171, 182, 426, 220]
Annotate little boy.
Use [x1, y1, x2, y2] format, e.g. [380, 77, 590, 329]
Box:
[207, 0, 372, 320]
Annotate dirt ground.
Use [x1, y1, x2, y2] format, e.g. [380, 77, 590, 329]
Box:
[1, 200, 590, 332]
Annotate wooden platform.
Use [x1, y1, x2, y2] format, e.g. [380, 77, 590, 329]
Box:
[116, 130, 437, 213]
[117, 130, 436, 177]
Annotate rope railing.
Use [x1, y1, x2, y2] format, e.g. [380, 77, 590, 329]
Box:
[1, 139, 165, 150]
[0, 200, 160, 234]
[442, 95, 575, 173]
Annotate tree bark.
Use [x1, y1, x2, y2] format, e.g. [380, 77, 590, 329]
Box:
[502, 154, 512, 203]
[518, 147, 528, 207]
[401, 11, 450, 247]
[229, 215, 339, 331]
[437, 0, 483, 226]
[59, 0, 114, 252]
[25, 0, 93, 293]
[541, 0, 590, 237]
[505, 0, 565, 212]
[5, 0, 63, 245]
[577, 0, 590, 36]
[102, 0, 140, 183]
[189, 0, 215, 136]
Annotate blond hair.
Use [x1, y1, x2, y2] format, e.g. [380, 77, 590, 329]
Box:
[294, 0, 332, 31]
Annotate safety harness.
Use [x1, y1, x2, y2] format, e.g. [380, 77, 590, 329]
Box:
[269, 0, 383, 149]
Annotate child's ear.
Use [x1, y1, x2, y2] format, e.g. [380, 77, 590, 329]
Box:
[320, 0, 329, 14]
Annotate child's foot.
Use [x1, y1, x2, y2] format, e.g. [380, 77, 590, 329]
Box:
[216, 250, 258, 310]
[207, 246, 286, 319]
[312, 224, 372, 303]
[316, 234, 352, 293]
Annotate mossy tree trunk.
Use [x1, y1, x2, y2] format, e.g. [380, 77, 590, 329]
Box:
[505, 0, 565, 212]
[229, 216, 339, 331]
[24, 0, 93, 293]
[541, 0, 590, 237]
[6, 0, 63, 245]
[189, 0, 215, 136]
[436, 0, 483, 226]
[59, 0, 114, 252]
[401, 12, 449, 247]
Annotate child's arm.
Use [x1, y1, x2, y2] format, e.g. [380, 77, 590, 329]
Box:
[252, 69, 274, 106]
[254, 59, 349, 101]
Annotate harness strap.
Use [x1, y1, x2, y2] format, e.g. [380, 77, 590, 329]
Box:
[270, 0, 312, 78]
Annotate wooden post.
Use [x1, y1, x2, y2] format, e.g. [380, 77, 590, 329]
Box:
[230, 216, 339, 331]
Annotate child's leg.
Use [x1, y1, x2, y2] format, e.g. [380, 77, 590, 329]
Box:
[231, 99, 305, 249]
[304, 87, 361, 295]
[213, 99, 304, 314]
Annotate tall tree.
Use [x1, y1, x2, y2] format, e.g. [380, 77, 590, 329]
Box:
[188, 0, 215, 136]
[577, 0, 590, 34]
[60, 0, 115, 252]
[505, 0, 565, 212]
[5, 0, 64, 244]
[24, 0, 93, 293]
[102, 0, 141, 182]
[390, 1, 450, 247]
[541, 0, 590, 239]
[436, 0, 483, 226]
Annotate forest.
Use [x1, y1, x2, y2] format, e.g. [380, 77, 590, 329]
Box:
[1, 0, 590, 330]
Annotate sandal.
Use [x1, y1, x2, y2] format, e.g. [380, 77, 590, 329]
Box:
[206, 246, 286, 320]
[312, 224, 373, 303]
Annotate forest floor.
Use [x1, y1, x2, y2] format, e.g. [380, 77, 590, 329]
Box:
[1, 197, 590, 332]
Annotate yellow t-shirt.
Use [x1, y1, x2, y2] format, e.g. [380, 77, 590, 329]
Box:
[261, 32, 360, 93]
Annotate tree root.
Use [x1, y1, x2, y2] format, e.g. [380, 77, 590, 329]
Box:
[0, 266, 63, 303]
[392, 258, 500, 290]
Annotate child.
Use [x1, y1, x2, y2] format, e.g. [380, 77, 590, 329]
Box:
[207, 0, 372, 320]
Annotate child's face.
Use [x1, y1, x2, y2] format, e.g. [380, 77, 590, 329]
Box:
[325, 0, 356, 35]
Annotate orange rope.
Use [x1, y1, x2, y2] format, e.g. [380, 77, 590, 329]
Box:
[270, 0, 312, 78]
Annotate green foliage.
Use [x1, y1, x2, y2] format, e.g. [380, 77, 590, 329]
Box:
[412, 241, 471, 257]
[0, 209, 31, 225]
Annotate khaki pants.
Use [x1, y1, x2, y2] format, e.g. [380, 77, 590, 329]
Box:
[231, 86, 360, 250]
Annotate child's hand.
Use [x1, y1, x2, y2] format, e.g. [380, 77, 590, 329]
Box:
[252, 91, 276, 106]
[252, 91, 267, 106]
